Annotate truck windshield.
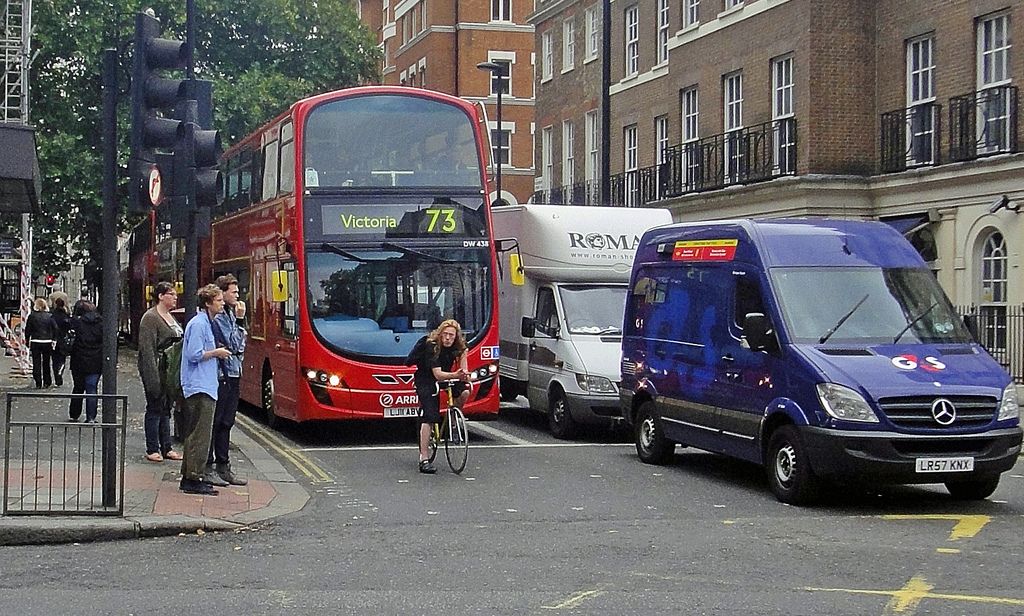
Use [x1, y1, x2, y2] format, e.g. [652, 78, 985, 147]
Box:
[306, 246, 492, 360]
[770, 267, 971, 345]
[559, 285, 627, 335]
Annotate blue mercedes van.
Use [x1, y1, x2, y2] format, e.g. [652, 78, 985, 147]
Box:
[619, 219, 1021, 505]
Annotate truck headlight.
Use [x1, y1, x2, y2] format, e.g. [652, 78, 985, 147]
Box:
[997, 384, 1020, 421]
[576, 374, 617, 394]
[816, 383, 879, 423]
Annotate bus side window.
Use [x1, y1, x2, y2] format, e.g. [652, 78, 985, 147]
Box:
[279, 121, 295, 195]
[281, 262, 297, 338]
[262, 138, 279, 201]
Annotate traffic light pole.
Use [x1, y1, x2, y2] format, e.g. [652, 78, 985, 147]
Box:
[100, 49, 118, 507]
[181, 99, 199, 322]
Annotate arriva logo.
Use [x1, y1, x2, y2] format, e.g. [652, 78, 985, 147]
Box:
[568, 232, 642, 251]
[341, 214, 398, 229]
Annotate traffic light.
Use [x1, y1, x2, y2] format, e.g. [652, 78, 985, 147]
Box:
[168, 85, 223, 238]
[128, 11, 188, 214]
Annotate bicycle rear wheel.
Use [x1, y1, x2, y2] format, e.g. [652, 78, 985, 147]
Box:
[444, 407, 469, 474]
[427, 423, 439, 463]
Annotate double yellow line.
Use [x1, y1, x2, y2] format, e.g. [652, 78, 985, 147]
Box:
[236, 413, 333, 483]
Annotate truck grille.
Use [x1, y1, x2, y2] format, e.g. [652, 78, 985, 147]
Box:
[877, 395, 998, 430]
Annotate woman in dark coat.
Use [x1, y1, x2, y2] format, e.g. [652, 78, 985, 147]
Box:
[50, 295, 72, 387]
[68, 300, 104, 422]
[24, 298, 57, 389]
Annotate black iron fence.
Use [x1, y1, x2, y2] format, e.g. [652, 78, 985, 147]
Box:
[531, 179, 602, 206]
[949, 85, 1019, 162]
[880, 102, 942, 173]
[3, 392, 128, 515]
[957, 304, 1024, 384]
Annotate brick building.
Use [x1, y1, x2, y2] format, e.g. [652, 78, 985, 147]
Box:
[357, 0, 536, 205]
[532, 0, 1023, 374]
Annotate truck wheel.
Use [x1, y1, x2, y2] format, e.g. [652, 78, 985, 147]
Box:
[945, 475, 1000, 501]
[548, 390, 578, 439]
[635, 401, 674, 464]
[766, 425, 819, 505]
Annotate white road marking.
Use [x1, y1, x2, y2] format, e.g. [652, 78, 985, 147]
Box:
[299, 442, 633, 452]
[467, 420, 533, 445]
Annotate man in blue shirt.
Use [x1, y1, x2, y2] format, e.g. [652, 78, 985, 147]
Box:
[204, 274, 249, 487]
[179, 284, 232, 496]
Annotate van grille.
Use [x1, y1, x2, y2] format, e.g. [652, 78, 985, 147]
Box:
[877, 395, 998, 430]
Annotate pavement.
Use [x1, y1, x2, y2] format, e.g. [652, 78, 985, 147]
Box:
[0, 347, 308, 545]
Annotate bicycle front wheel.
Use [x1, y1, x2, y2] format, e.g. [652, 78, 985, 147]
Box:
[444, 407, 469, 474]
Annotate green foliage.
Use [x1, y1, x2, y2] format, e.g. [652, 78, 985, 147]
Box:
[24, 0, 380, 283]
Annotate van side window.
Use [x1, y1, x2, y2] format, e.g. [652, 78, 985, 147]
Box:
[535, 287, 559, 337]
[735, 275, 766, 329]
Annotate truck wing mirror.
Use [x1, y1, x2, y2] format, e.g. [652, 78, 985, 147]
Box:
[744, 312, 774, 352]
[962, 314, 979, 342]
[521, 316, 536, 338]
[495, 238, 525, 286]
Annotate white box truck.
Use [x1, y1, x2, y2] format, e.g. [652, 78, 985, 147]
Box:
[492, 204, 672, 438]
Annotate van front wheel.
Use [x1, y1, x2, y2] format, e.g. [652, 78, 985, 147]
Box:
[548, 390, 578, 440]
[945, 475, 1000, 501]
[766, 425, 819, 505]
[635, 402, 674, 464]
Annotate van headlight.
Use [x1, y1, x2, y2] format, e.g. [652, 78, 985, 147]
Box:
[997, 384, 1020, 421]
[576, 374, 617, 394]
[816, 383, 879, 423]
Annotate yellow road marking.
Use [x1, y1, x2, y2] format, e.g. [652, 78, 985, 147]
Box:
[806, 576, 1024, 613]
[236, 414, 333, 483]
[935, 548, 960, 554]
[881, 514, 990, 541]
[541, 589, 605, 610]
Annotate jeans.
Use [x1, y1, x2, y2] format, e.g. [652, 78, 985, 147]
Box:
[69, 371, 101, 421]
[144, 392, 174, 456]
[181, 393, 216, 482]
[208, 377, 240, 466]
[30, 341, 52, 387]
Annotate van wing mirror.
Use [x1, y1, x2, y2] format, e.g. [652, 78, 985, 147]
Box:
[744, 312, 774, 351]
[521, 316, 536, 338]
[495, 238, 525, 286]
[962, 314, 979, 342]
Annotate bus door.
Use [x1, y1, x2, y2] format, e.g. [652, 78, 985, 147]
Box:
[270, 261, 300, 420]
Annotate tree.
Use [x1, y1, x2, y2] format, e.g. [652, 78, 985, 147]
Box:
[22, 0, 379, 288]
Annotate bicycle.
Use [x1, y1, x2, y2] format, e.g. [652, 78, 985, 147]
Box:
[426, 379, 469, 473]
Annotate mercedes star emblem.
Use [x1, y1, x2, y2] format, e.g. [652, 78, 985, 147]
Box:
[930, 398, 957, 426]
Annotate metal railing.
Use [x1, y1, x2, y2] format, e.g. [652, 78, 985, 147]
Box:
[949, 85, 1019, 162]
[880, 102, 941, 173]
[957, 304, 1024, 384]
[531, 180, 603, 206]
[3, 392, 127, 515]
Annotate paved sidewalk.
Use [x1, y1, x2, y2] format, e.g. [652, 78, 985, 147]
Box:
[0, 348, 308, 545]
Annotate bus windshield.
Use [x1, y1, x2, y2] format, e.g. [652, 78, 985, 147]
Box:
[770, 267, 972, 345]
[306, 246, 493, 361]
[304, 94, 482, 189]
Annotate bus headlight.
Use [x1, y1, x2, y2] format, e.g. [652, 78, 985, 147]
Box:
[816, 383, 879, 423]
[576, 374, 617, 394]
[997, 384, 1020, 421]
[303, 367, 346, 389]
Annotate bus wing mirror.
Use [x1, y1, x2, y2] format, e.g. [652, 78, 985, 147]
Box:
[521, 316, 536, 338]
[271, 270, 289, 302]
[744, 312, 773, 351]
[963, 314, 979, 342]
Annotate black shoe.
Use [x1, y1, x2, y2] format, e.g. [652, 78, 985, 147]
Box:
[418, 460, 436, 474]
[179, 479, 219, 496]
[68, 416, 80, 422]
[55, 376, 63, 387]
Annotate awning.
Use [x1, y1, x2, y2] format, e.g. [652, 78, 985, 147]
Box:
[881, 213, 931, 236]
[0, 123, 41, 214]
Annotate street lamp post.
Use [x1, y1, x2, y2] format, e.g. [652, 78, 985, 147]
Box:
[476, 61, 506, 206]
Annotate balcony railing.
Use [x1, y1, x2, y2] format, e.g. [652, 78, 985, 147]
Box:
[609, 164, 662, 207]
[880, 102, 941, 173]
[661, 118, 797, 197]
[531, 179, 601, 205]
[949, 85, 1019, 162]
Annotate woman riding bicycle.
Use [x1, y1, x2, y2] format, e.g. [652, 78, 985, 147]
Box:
[411, 319, 471, 474]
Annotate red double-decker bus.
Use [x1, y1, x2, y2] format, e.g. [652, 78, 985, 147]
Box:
[131, 86, 501, 425]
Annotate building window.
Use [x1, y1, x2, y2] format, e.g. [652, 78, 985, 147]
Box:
[489, 58, 511, 96]
[491, 125, 511, 166]
[624, 124, 638, 206]
[542, 126, 553, 190]
[585, 6, 600, 60]
[492, 0, 511, 22]
[723, 71, 744, 182]
[657, 0, 670, 65]
[725, 0, 743, 9]
[563, 18, 576, 71]
[655, 115, 668, 199]
[541, 31, 553, 81]
[562, 120, 575, 186]
[684, 0, 699, 28]
[980, 231, 1008, 354]
[906, 36, 936, 166]
[977, 13, 1012, 154]
[585, 110, 599, 181]
[681, 87, 699, 190]
[772, 55, 795, 174]
[625, 5, 639, 77]
[383, 0, 389, 23]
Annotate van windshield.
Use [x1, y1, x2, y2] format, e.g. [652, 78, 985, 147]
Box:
[770, 267, 971, 345]
[559, 285, 627, 335]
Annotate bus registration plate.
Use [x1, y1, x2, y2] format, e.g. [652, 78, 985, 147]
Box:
[384, 407, 419, 418]
[915, 457, 974, 473]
